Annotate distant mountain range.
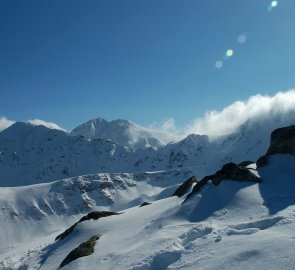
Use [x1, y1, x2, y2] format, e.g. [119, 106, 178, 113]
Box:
[0, 113, 294, 186]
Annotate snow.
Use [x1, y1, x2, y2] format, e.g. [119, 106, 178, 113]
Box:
[0, 115, 294, 187]
[70, 118, 179, 150]
[1, 154, 295, 270]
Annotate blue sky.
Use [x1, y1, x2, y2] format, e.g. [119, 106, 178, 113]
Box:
[1, 0, 295, 131]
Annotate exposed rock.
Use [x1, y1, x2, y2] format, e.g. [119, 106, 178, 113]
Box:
[267, 125, 295, 155]
[55, 211, 120, 241]
[184, 177, 211, 202]
[256, 155, 268, 168]
[78, 211, 120, 222]
[173, 176, 198, 197]
[238, 160, 254, 167]
[211, 162, 261, 185]
[257, 125, 295, 168]
[60, 235, 100, 268]
[139, 202, 152, 207]
[184, 163, 260, 202]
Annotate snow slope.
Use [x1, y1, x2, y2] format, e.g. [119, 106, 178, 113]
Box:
[1, 154, 294, 270]
[0, 168, 193, 256]
[70, 118, 179, 150]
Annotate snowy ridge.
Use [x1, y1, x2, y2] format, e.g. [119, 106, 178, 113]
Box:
[70, 118, 179, 150]
[0, 115, 294, 187]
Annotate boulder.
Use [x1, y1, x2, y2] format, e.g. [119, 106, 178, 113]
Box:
[211, 162, 261, 185]
[60, 235, 100, 268]
[173, 176, 198, 197]
[257, 125, 295, 167]
[267, 125, 295, 155]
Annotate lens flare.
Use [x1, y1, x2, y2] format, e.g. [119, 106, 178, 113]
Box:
[215, 60, 223, 69]
[238, 35, 247, 44]
[226, 49, 234, 57]
[271, 1, 278, 7]
[268, 1, 278, 11]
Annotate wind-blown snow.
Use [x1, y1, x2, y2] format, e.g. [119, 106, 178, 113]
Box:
[0, 116, 65, 132]
[186, 90, 295, 137]
[0, 116, 14, 132]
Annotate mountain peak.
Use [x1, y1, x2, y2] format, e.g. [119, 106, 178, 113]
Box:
[71, 117, 177, 150]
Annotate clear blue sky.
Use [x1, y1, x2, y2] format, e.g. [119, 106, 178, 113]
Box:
[1, 0, 295, 130]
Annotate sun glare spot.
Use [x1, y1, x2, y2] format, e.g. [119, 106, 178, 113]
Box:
[226, 49, 234, 57]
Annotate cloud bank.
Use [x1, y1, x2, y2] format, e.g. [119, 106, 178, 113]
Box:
[185, 90, 295, 137]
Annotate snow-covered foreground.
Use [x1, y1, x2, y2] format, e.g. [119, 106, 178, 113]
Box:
[1, 154, 295, 270]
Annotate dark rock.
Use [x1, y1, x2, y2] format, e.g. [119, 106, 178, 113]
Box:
[55, 223, 78, 241]
[256, 155, 268, 168]
[211, 162, 261, 185]
[256, 125, 295, 168]
[55, 211, 120, 241]
[184, 163, 260, 202]
[139, 202, 152, 207]
[79, 211, 120, 222]
[238, 160, 254, 167]
[60, 235, 100, 268]
[184, 176, 211, 202]
[172, 176, 198, 197]
[267, 125, 295, 155]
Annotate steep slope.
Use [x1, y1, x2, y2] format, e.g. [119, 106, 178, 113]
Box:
[70, 118, 178, 150]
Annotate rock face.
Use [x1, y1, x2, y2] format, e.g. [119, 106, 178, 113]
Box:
[60, 235, 100, 268]
[185, 163, 260, 202]
[55, 211, 120, 241]
[267, 125, 295, 155]
[173, 176, 197, 197]
[257, 125, 295, 167]
[211, 162, 261, 185]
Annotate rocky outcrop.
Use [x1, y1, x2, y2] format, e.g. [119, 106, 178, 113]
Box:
[55, 211, 120, 241]
[185, 163, 260, 202]
[211, 162, 261, 185]
[257, 125, 295, 167]
[267, 125, 295, 155]
[139, 202, 152, 207]
[238, 161, 254, 167]
[173, 176, 198, 197]
[60, 235, 100, 268]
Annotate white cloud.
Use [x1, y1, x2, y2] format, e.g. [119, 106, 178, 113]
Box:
[149, 118, 178, 134]
[0, 116, 15, 132]
[27, 119, 66, 131]
[185, 90, 295, 137]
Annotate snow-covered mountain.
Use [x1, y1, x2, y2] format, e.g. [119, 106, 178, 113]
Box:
[70, 118, 178, 150]
[0, 114, 294, 187]
[0, 125, 295, 270]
